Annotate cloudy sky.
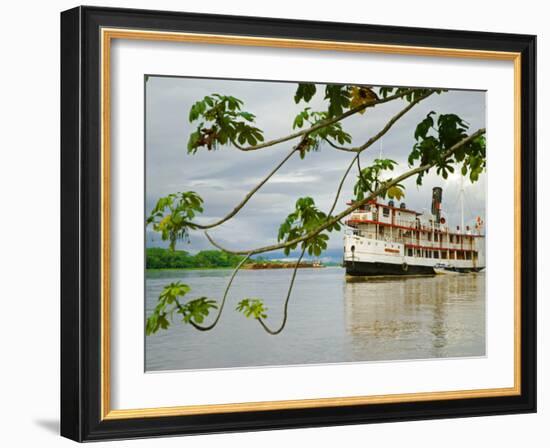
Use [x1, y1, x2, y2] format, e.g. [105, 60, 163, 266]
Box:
[145, 76, 486, 255]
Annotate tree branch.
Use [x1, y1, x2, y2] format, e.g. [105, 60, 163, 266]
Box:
[205, 128, 486, 256]
[256, 245, 307, 335]
[324, 91, 435, 152]
[190, 141, 300, 230]
[231, 89, 419, 152]
[327, 153, 357, 217]
[325, 92, 434, 216]
[192, 93, 433, 232]
[186, 253, 251, 331]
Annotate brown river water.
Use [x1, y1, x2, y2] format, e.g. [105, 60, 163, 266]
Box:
[145, 267, 485, 371]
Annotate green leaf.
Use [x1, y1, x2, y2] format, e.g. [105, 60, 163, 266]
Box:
[179, 297, 218, 324]
[277, 197, 338, 257]
[353, 158, 399, 202]
[185, 94, 263, 152]
[324, 85, 351, 118]
[146, 192, 204, 249]
[294, 84, 317, 103]
[408, 112, 485, 186]
[146, 281, 193, 335]
[387, 186, 405, 200]
[414, 111, 435, 140]
[236, 298, 268, 319]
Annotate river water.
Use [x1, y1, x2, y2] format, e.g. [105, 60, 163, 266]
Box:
[145, 267, 485, 371]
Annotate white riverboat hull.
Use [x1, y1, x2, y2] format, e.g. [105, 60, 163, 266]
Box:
[343, 233, 485, 277]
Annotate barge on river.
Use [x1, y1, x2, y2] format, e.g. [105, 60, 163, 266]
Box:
[344, 186, 485, 277]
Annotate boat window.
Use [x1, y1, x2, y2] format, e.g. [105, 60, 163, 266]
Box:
[433, 251, 439, 259]
[408, 248, 413, 257]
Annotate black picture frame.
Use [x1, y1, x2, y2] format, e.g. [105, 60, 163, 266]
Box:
[61, 5, 536, 442]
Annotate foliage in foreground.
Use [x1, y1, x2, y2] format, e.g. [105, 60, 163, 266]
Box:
[146, 281, 218, 335]
[145, 82, 486, 335]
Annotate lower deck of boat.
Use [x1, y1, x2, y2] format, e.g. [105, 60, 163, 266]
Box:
[344, 260, 484, 277]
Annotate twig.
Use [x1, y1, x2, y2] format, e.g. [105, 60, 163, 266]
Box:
[190, 142, 300, 230]
[327, 154, 357, 217]
[324, 91, 435, 152]
[256, 246, 307, 335]
[325, 92, 433, 216]
[186, 253, 251, 331]
[184, 92, 432, 231]
[231, 89, 418, 152]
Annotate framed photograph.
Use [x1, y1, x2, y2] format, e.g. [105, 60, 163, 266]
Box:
[60, 6, 536, 441]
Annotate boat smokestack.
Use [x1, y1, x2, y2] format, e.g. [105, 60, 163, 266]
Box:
[431, 187, 443, 222]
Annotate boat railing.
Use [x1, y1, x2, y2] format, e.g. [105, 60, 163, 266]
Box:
[345, 230, 475, 249]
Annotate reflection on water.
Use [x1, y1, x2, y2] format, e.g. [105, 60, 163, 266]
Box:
[145, 268, 485, 371]
[343, 274, 485, 361]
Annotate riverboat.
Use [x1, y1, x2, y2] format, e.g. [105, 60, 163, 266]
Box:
[343, 185, 485, 277]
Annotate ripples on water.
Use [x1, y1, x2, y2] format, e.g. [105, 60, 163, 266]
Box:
[145, 268, 485, 371]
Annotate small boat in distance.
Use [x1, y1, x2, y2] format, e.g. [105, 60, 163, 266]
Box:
[433, 263, 462, 275]
[243, 260, 324, 270]
[343, 184, 485, 277]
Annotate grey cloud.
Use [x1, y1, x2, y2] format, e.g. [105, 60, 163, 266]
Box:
[146, 76, 485, 253]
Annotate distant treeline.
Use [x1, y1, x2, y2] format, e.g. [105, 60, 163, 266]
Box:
[146, 247, 251, 269]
